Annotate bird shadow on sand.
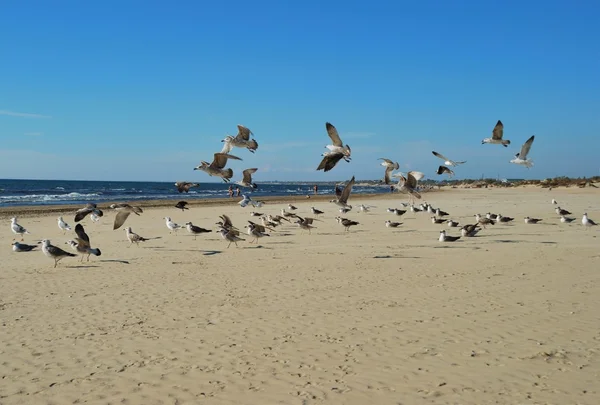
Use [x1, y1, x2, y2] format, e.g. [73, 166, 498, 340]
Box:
[491, 239, 557, 245]
[99, 259, 130, 264]
[244, 245, 272, 250]
[67, 265, 101, 269]
[372, 254, 423, 259]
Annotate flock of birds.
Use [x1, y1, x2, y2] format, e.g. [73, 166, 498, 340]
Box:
[6, 120, 596, 267]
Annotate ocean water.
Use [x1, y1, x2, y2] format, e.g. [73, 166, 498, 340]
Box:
[0, 179, 390, 207]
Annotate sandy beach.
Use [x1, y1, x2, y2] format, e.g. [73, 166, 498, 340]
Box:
[1, 187, 599, 405]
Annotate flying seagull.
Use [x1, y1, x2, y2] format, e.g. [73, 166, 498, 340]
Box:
[436, 165, 455, 178]
[317, 122, 351, 172]
[379, 158, 400, 184]
[10, 217, 30, 240]
[41, 239, 76, 268]
[237, 168, 258, 189]
[111, 203, 143, 230]
[66, 223, 102, 262]
[221, 125, 259, 154]
[396, 171, 424, 203]
[431, 151, 466, 167]
[330, 176, 355, 210]
[74, 203, 104, 222]
[12, 241, 40, 252]
[510, 135, 535, 168]
[175, 181, 200, 193]
[482, 120, 511, 147]
[175, 201, 189, 211]
[194, 153, 242, 182]
[57, 216, 72, 234]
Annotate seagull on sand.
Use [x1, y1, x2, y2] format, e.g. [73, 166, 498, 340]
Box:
[460, 224, 481, 237]
[560, 215, 576, 223]
[475, 214, 495, 228]
[385, 220, 401, 228]
[439, 230, 461, 242]
[41, 239, 76, 268]
[111, 203, 144, 230]
[66, 224, 102, 262]
[219, 228, 245, 248]
[194, 153, 242, 183]
[175, 201, 189, 211]
[482, 120, 511, 147]
[184, 222, 211, 240]
[57, 216, 72, 234]
[379, 158, 399, 184]
[447, 219, 460, 227]
[330, 176, 355, 210]
[551, 199, 558, 205]
[524, 216, 542, 224]
[396, 171, 424, 203]
[432, 151, 466, 167]
[216, 214, 238, 232]
[496, 214, 514, 223]
[510, 135, 535, 168]
[221, 125, 258, 154]
[12, 241, 40, 252]
[74, 203, 104, 222]
[311, 207, 324, 216]
[250, 211, 264, 217]
[435, 208, 449, 217]
[164, 217, 182, 234]
[582, 213, 597, 228]
[288, 204, 298, 211]
[431, 216, 446, 224]
[555, 207, 572, 216]
[317, 122, 351, 172]
[335, 216, 359, 232]
[237, 168, 258, 189]
[294, 216, 319, 234]
[175, 181, 200, 193]
[245, 222, 271, 243]
[125, 227, 149, 246]
[10, 217, 30, 240]
[436, 165, 455, 178]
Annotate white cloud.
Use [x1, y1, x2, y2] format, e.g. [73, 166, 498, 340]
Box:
[0, 110, 52, 119]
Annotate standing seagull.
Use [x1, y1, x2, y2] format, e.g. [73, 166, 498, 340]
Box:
[175, 182, 200, 193]
[555, 207, 571, 216]
[111, 203, 144, 230]
[330, 176, 355, 210]
[436, 165, 455, 178]
[185, 222, 212, 240]
[74, 202, 104, 222]
[582, 213, 597, 228]
[219, 228, 245, 248]
[164, 217, 182, 234]
[379, 158, 400, 184]
[66, 224, 102, 262]
[57, 216, 72, 234]
[311, 207, 324, 216]
[125, 227, 149, 246]
[12, 241, 40, 252]
[482, 120, 511, 147]
[237, 168, 258, 189]
[221, 125, 259, 154]
[510, 135, 535, 168]
[317, 122, 351, 172]
[41, 239, 76, 268]
[439, 230, 461, 242]
[431, 151, 466, 167]
[335, 217, 360, 232]
[245, 223, 271, 243]
[194, 153, 242, 182]
[10, 217, 30, 240]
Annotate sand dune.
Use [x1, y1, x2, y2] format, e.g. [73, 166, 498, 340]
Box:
[1, 187, 599, 404]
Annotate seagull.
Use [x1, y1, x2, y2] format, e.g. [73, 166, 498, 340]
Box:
[288, 204, 298, 211]
[194, 153, 242, 182]
[510, 135, 535, 168]
[74, 203, 104, 222]
[335, 216, 359, 232]
[281, 209, 299, 220]
[475, 214, 495, 228]
[330, 176, 355, 210]
[447, 219, 460, 227]
[385, 220, 401, 228]
[12, 241, 40, 252]
[560, 215, 576, 223]
[311, 207, 324, 216]
[439, 230, 461, 242]
[219, 228, 245, 248]
[10, 217, 30, 240]
[486, 213, 499, 221]
[41, 239, 76, 268]
[237, 168, 258, 189]
[90, 212, 101, 223]
[317, 122, 351, 172]
[294, 216, 319, 234]
[164, 217, 182, 234]
[460, 224, 481, 237]
[221, 125, 258, 154]
[410, 204, 422, 213]
[245, 222, 271, 243]
[436, 165, 455, 178]
[379, 158, 399, 184]
[239, 194, 255, 208]
[125, 227, 149, 246]
[496, 214, 514, 223]
[582, 213, 597, 228]
[175, 182, 200, 193]
[339, 207, 352, 214]
[431, 216, 446, 224]
[431, 151, 466, 167]
[111, 203, 144, 230]
[57, 216, 72, 234]
[216, 214, 237, 232]
[551, 199, 558, 205]
[250, 211, 264, 217]
[175, 201, 189, 211]
[358, 204, 372, 213]
[435, 208, 449, 217]
[66, 224, 102, 262]
[482, 120, 511, 147]
[392, 208, 406, 216]
[185, 222, 212, 240]
[524, 216, 542, 224]
[396, 171, 424, 203]
[555, 207, 572, 216]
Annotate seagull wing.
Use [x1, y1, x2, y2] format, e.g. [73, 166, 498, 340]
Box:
[247, 139, 258, 152]
[212, 153, 242, 169]
[492, 120, 504, 140]
[432, 151, 450, 162]
[236, 125, 253, 141]
[325, 122, 343, 146]
[317, 153, 344, 172]
[113, 210, 132, 230]
[242, 168, 258, 183]
[384, 166, 394, 184]
[408, 171, 425, 182]
[519, 135, 535, 159]
[74, 223, 90, 245]
[220, 139, 233, 154]
[340, 176, 355, 203]
[379, 158, 393, 164]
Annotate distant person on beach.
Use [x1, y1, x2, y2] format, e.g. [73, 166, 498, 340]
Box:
[390, 185, 394, 193]
[313, 184, 318, 195]
[228, 185, 233, 198]
[235, 186, 241, 197]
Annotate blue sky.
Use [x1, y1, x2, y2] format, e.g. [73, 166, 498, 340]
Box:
[1, 0, 599, 182]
